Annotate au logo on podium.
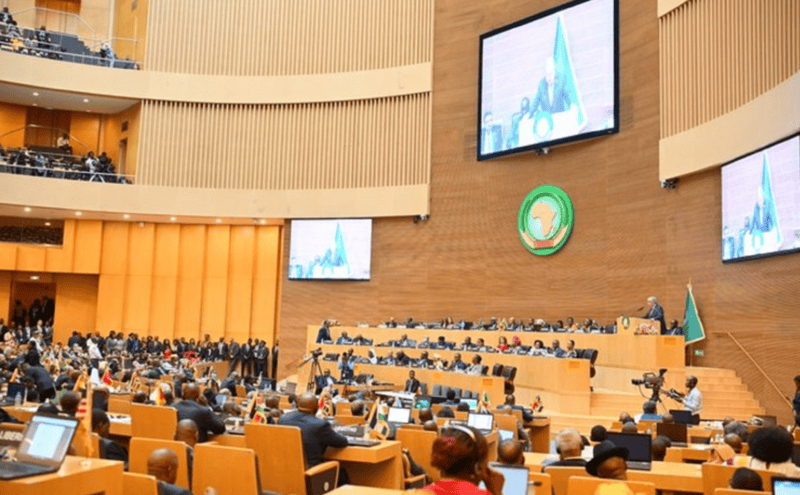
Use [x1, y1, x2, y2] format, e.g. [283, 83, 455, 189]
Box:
[518, 185, 574, 256]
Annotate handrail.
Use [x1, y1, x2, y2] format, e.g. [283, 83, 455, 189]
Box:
[0, 161, 134, 183]
[11, 6, 98, 42]
[0, 125, 91, 153]
[721, 331, 793, 408]
[0, 40, 139, 68]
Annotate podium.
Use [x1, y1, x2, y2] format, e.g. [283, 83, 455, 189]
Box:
[617, 316, 660, 335]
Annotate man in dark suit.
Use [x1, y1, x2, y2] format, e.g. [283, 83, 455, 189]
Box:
[171, 384, 225, 442]
[21, 362, 55, 402]
[542, 428, 587, 470]
[278, 393, 349, 484]
[240, 338, 254, 376]
[147, 448, 192, 495]
[253, 340, 269, 380]
[404, 370, 420, 394]
[92, 409, 129, 469]
[316, 321, 332, 343]
[228, 338, 241, 373]
[665, 319, 684, 336]
[644, 296, 667, 334]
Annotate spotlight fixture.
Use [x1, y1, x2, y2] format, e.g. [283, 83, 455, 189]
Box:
[170, 216, 177, 222]
[44, 222, 51, 227]
[123, 214, 131, 219]
[24, 207, 31, 212]
[32, 91, 39, 97]
[75, 211, 83, 216]
[215, 219, 222, 224]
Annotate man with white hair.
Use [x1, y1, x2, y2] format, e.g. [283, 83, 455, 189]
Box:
[643, 296, 666, 334]
[542, 428, 587, 470]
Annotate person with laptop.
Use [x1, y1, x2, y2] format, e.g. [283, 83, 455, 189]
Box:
[422, 424, 504, 495]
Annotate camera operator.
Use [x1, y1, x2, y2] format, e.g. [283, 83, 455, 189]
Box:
[337, 348, 355, 381]
[680, 375, 703, 415]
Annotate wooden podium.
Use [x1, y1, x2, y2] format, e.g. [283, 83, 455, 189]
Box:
[617, 316, 660, 335]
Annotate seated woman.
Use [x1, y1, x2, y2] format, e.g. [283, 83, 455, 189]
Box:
[423, 424, 504, 495]
[528, 340, 547, 356]
[745, 426, 800, 476]
[496, 336, 509, 353]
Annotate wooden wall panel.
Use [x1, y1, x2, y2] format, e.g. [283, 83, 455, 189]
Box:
[275, 0, 799, 425]
[145, 0, 433, 76]
[148, 275, 177, 337]
[52, 274, 98, 343]
[660, 0, 800, 138]
[44, 219, 75, 273]
[127, 223, 155, 277]
[153, 224, 181, 277]
[137, 96, 431, 191]
[225, 227, 255, 341]
[251, 226, 281, 346]
[95, 273, 125, 332]
[175, 225, 206, 340]
[15, 246, 46, 272]
[0, 245, 17, 271]
[72, 220, 102, 274]
[123, 275, 152, 333]
[100, 222, 129, 275]
[0, 271, 11, 324]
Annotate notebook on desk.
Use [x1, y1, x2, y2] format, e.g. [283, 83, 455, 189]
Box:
[606, 432, 652, 471]
[478, 463, 530, 495]
[0, 414, 78, 480]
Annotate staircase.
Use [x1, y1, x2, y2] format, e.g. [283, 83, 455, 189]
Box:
[544, 366, 765, 440]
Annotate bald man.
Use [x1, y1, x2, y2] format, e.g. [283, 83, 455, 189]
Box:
[171, 383, 225, 442]
[147, 448, 191, 495]
[543, 428, 586, 470]
[498, 439, 525, 466]
[278, 393, 348, 468]
[174, 419, 198, 489]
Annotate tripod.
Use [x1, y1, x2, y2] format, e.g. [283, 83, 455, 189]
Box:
[298, 354, 324, 393]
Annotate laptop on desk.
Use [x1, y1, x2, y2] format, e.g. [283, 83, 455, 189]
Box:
[669, 409, 700, 425]
[467, 412, 494, 435]
[773, 477, 800, 495]
[0, 413, 79, 480]
[386, 407, 412, 430]
[656, 422, 688, 447]
[0, 383, 27, 406]
[606, 432, 652, 471]
[479, 463, 530, 495]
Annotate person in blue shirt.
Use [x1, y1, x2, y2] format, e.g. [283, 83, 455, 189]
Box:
[636, 400, 662, 422]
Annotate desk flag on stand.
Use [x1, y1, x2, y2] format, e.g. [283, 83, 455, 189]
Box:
[102, 369, 113, 386]
[478, 391, 491, 413]
[683, 283, 706, 345]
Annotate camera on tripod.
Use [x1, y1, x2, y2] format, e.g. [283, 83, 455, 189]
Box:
[631, 368, 667, 400]
[309, 348, 323, 359]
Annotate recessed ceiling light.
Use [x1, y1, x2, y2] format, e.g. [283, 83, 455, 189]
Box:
[83, 98, 89, 103]
[44, 222, 51, 227]
[259, 219, 267, 225]
[24, 207, 31, 212]
[30, 275, 40, 281]
[32, 103, 38, 107]
[85, 110, 91, 113]
[123, 214, 130, 219]
[215, 218, 222, 224]
[32, 92, 39, 96]
[170, 216, 177, 222]
[75, 211, 83, 216]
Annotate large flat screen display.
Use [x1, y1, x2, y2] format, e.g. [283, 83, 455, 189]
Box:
[721, 134, 800, 263]
[289, 219, 372, 280]
[478, 0, 619, 160]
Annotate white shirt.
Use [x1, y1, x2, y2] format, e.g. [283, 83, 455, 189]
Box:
[683, 387, 702, 414]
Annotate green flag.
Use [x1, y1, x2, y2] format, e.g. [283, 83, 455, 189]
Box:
[683, 284, 705, 345]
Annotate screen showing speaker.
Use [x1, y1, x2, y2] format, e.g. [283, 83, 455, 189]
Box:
[289, 219, 372, 280]
[721, 133, 800, 263]
[478, 0, 619, 160]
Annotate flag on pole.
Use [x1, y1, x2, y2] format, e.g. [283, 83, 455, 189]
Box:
[553, 16, 587, 131]
[252, 398, 267, 424]
[683, 283, 706, 345]
[478, 390, 491, 413]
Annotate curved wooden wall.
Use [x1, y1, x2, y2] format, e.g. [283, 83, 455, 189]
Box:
[658, 0, 800, 179]
[659, 0, 799, 139]
[137, 95, 431, 190]
[145, 0, 433, 75]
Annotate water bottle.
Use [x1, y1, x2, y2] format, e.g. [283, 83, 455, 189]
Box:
[14, 392, 22, 406]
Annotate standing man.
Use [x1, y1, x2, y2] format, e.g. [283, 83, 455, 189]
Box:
[404, 370, 420, 394]
[271, 340, 279, 380]
[240, 338, 254, 376]
[228, 338, 241, 374]
[681, 375, 703, 416]
[791, 375, 800, 419]
[253, 340, 269, 381]
[644, 296, 667, 335]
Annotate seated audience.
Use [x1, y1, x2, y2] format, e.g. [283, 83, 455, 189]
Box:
[586, 440, 629, 480]
[92, 408, 129, 469]
[729, 467, 763, 491]
[437, 406, 455, 418]
[147, 448, 192, 495]
[423, 425, 504, 495]
[590, 425, 608, 442]
[543, 428, 586, 469]
[745, 425, 800, 476]
[635, 400, 662, 422]
[497, 438, 525, 465]
[174, 419, 198, 488]
[651, 435, 670, 462]
[172, 383, 226, 442]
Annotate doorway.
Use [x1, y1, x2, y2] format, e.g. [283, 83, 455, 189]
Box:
[8, 274, 56, 328]
[118, 138, 128, 176]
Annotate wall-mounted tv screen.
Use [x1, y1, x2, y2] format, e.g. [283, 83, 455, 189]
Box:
[289, 219, 372, 280]
[721, 134, 800, 263]
[478, 0, 619, 160]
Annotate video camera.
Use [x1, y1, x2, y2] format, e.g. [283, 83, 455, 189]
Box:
[631, 368, 667, 400]
[309, 348, 323, 358]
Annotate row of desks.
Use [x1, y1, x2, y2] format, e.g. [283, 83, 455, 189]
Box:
[307, 325, 686, 371]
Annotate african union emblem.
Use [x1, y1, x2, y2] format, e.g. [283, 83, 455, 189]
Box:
[518, 185, 574, 256]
